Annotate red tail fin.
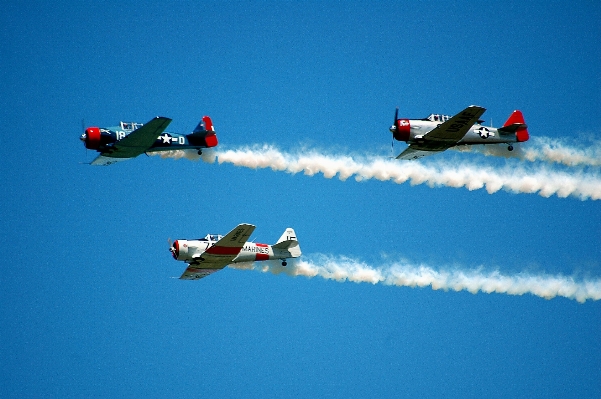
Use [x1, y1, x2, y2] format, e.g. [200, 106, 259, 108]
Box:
[202, 116, 218, 147]
[503, 110, 529, 142]
[202, 116, 214, 132]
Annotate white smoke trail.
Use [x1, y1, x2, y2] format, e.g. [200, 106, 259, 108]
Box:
[456, 136, 601, 167]
[213, 145, 601, 200]
[151, 136, 601, 169]
[229, 255, 601, 303]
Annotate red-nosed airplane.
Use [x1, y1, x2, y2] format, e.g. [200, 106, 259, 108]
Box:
[170, 224, 301, 280]
[80, 115, 217, 165]
[389, 105, 529, 160]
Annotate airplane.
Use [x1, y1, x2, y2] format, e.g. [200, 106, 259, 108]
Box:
[79, 115, 218, 165]
[169, 223, 302, 280]
[389, 105, 529, 160]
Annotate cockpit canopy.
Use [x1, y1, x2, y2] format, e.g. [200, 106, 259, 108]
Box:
[197, 234, 224, 242]
[120, 122, 144, 131]
[426, 114, 451, 122]
[425, 114, 485, 124]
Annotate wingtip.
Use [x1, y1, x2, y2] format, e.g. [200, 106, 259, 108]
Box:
[468, 105, 486, 111]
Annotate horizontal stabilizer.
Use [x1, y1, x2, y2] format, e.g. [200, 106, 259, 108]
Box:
[500, 110, 529, 142]
[498, 123, 528, 134]
[273, 239, 299, 250]
[273, 228, 301, 258]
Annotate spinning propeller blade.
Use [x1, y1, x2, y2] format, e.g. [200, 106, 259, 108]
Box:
[80, 119, 89, 160]
[391, 107, 399, 157]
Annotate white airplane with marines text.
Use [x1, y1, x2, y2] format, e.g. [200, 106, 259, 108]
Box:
[170, 223, 301, 280]
[390, 105, 529, 160]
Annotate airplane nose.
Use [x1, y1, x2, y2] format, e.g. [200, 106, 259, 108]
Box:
[170, 240, 180, 260]
[82, 127, 101, 149]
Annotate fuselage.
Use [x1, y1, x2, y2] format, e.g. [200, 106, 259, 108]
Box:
[415, 121, 509, 144]
[391, 111, 529, 148]
[80, 121, 217, 153]
[172, 237, 291, 263]
[393, 114, 519, 146]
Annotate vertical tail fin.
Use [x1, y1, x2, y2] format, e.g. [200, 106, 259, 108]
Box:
[193, 116, 214, 133]
[502, 110, 529, 142]
[276, 228, 297, 244]
[192, 115, 218, 148]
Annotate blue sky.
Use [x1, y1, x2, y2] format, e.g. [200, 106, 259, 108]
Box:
[1, 1, 600, 398]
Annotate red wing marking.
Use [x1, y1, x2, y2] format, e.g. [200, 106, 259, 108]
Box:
[255, 253, 269, 261]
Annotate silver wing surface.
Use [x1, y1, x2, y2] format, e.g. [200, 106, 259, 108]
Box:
[396, 105, 486, 160]
[91, 116, 172, 165]
[179, 223, 256, 280]
[396, 147, 437, 160]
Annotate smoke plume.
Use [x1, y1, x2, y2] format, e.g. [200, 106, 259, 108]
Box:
[214, 145, 601, 200]
[149, 144, 601, 200]
[456, 136, 601, 167]
[229, 255, 601, 303]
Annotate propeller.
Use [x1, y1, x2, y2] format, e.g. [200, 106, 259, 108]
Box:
[391, 107, 399, 157]
[80, 119, 89, 162]
[168, 238, 179, 259]
[80, 119, 87, 143]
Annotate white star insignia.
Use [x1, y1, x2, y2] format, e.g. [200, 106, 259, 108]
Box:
[160, 133, 171, 144]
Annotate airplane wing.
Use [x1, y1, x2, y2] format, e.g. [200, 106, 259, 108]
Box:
[396, 146, 437, 160]
[179, 223, 255, 280]
[397, 105, 486, 160]
[91, 116, 172, 164]
[179, 267, 221, 280]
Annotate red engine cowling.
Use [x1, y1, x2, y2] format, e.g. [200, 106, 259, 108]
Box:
[83, 127, 101, 149]
[172, 240, 180, 259]
[393, 119, 411, 141]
